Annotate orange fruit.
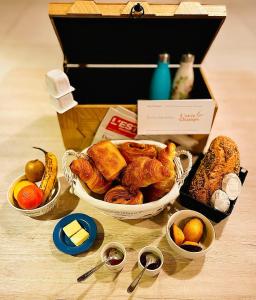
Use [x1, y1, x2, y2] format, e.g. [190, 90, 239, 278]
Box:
[183, 218, 204, 243]
[13, 180, 35, 200]
[17, 185, 44, 210]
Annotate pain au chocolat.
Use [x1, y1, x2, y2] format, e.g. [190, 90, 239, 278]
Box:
[104, 185, 143, 205]
[87, 140, 127, 181]
[118, 142, 157, 163]
[189, 136, 240, 204]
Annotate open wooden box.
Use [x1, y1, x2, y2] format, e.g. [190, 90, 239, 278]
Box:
[49, 1, 226, 152]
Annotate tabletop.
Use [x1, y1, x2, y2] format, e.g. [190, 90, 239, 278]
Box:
[0, 1, 256, 299]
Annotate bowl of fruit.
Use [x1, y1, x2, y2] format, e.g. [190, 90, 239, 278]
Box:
[7, 147, 60, 217]
[166, 210, 215, 259]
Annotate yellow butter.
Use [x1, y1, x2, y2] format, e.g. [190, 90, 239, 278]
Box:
[70, 228, 89, 246]
[63, 220, 81, 238]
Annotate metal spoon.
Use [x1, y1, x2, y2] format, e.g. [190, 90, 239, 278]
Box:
[127, 253, 158, 293]
[77, 248, 124, 282]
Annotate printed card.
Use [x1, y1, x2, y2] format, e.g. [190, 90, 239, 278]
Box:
[137, 100, 215, 135]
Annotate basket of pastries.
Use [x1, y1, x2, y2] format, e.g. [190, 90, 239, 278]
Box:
[62, 140, 192, 220]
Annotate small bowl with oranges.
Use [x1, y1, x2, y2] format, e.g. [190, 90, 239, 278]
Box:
[7, 147, 60, 217]
[166, 210, 215, 259]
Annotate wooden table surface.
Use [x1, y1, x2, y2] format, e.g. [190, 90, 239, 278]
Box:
[0, 1, 256, 299]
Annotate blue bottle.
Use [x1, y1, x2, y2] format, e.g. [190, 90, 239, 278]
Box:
[149, 53, 172, 100]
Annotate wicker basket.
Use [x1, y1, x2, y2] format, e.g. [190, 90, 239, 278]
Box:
[62, 140, 192, 220]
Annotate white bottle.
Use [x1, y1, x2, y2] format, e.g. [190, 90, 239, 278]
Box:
[171, 53, 194, 100]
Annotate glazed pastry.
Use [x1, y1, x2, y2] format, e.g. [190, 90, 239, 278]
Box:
[118, 142, 157, 163]
[104, 185, 143, 205]
[87, 141, 127, 181]
[189, 136, 240, 204]
[122, 157, 170, 189]
[70, 158, 112, 194]
[145, 143, 176, 202]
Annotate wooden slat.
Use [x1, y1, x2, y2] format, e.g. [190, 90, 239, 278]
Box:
[48, 3, 73, 16]
[99, 4, 125, 16]
[204, 5, 227, 17]
[58, 104, 136, 150]
[68, 0, 101, 15]
[150, 4, 178, 17]
[175, 1, 208, 15]
[49, 2, 226, 17]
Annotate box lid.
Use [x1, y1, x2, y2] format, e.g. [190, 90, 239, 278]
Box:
[49, 1, 226, 65]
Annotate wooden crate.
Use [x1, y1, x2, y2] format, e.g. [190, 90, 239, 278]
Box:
[49, 1, 226, 152]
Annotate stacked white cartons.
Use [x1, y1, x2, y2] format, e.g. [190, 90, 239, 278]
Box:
[46, 69, 78, 113]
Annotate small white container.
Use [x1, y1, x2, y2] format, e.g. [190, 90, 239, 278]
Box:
[7, 175, 61, 217]
[46, 69, 75, 98]
[166, 210, 215, 260]
[138, 246, 164, 277]
[50, 93, 78, 114]
[100, 242, 127, 272]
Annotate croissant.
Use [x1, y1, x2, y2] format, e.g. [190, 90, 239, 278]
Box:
[119, 142, 157, 163]
[145, 143, 176, 202]
[122, 157, 170, 189]
[104, 185, 143, 205]
[87, 141, 127, 181]
[70, 158, 112, 194]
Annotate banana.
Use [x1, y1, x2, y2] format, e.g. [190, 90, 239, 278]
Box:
[33, 147, 58, 203]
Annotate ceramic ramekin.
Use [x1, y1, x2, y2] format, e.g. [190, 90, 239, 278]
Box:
[138, 246, 164, 277]
[166, 209, 215, 260]
[100, 242, 127, 272]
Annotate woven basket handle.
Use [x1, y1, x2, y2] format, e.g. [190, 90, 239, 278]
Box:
[62, 150, 87, 193]
[174, 150, 193, 188]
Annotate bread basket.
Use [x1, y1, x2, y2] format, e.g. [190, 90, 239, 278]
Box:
[62, 140, 192, 220]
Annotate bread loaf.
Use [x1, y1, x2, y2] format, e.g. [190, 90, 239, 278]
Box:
[189, 136, 240, 204]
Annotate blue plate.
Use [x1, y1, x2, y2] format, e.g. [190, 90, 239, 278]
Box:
[53, 213, 97, 255]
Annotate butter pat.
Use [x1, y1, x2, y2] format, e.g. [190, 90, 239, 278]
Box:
[63, 220, 81, 238]
[70, 228, 89, 246]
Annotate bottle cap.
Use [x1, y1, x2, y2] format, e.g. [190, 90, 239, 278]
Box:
[222, 173, 242, 201]
[159, 53, 170, 63]
[181, 53, 195, 63]
[211, 190, 230, 213]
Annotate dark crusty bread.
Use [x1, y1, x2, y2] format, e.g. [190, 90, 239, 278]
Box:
[189, 136, 240, 204]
